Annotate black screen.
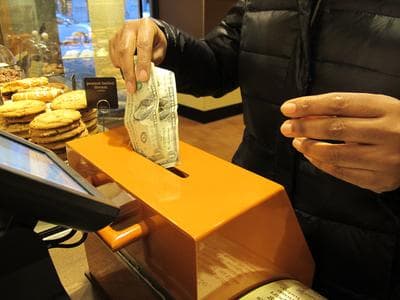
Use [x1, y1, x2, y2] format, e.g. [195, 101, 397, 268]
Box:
[0, 135, 86, 194]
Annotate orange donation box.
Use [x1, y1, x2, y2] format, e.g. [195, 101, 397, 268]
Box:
[67, 127, 314, 300]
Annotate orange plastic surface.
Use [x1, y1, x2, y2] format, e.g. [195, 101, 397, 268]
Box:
[97, 222, 149, 251]
[67, 127, 315, 299]
[67, 127, 283, 240]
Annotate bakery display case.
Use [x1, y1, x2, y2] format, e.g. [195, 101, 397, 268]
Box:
[0, 0, 154, 159]
[0, 0, 241, 124]
[0, 0, 152, 89]
[0, 44, 23, 90]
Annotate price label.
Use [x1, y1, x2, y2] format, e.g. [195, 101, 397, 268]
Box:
[84, 77, 118, 109]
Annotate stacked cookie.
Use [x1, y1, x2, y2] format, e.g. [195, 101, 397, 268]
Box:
[1, 77, 68, 103]
[51, 90, 98, 134]
[80, 107, 98, 134]
[30, 109, 88, 160]
[11, 86, 64, 103]
[1, 77, 48, 100]
[0, 100, 46, 139]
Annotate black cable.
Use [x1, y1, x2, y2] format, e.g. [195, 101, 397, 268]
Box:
[44, 229, 78, 249]
[38, 225, 69, 239]
[47, 232, 88, 249]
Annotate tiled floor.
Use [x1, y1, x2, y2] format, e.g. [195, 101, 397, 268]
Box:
[50, 114, 245, 299]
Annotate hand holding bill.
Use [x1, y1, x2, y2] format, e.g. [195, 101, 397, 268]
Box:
[109, 18, 167, 94]
[280, 93, 400, 193]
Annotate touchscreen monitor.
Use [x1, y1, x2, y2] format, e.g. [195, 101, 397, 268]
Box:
[0, 131, 119, 231]
[0, 135, 86, 194]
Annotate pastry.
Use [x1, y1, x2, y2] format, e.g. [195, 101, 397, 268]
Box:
[30, 109, 81, 129]
[47, 82, 69, 93]
[31, 121, 86, 144]
[0, 100, 46, 117]
[36, 128, 88, 150]
[12, 87, 64, 102]
[81, 108, 97, 122]
[30, 120, 80, 137]
[1, 77, 48, 96]
[4, 112, 42, 124]
[51, 90, 87, 110]
[84, 117, 97, 130]
[14, 130, 30, 139]
[0, 122, 30, 133]
[0, 68, 21, 85]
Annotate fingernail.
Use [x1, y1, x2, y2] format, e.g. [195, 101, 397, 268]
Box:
[126, 81, 135, 94]
[138, 70, 148, 82]
[281, 102, 297, 114]
[292, 138, 301, 148]
[281, 122, 293, 135]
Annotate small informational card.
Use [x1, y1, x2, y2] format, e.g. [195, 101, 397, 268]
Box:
[84, 77, 118, 109]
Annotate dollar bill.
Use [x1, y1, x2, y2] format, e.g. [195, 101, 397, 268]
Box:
[124, 64, 179, 168]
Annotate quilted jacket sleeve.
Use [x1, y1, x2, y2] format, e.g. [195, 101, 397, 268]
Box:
[156, 0, 245, 98]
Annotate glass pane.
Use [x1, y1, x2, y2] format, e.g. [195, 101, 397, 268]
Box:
[0, 0, 155, 88]
[142, 0, 151, 17]
[56, 0, 95, 87]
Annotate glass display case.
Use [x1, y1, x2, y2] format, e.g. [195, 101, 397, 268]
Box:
[0, 0, 155, 89]
[0, 0, 241, 124]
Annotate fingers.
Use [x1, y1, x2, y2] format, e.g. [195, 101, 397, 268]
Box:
[152, 26, 168, 65]
[119, 26, 137, 93]
[280, 117, 385, 144]
[292, 138, 389, 171]
[303, 155, 397, 193]
[281, 93, 387, 118]
[109, 19, 166, 94]
[136, 19, 156, 82]
[109, 23, 138, 93]
[152, 46, 166, 65]
[109, 34, 119, 67]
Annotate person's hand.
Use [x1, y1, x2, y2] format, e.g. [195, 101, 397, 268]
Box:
[109, 18, 167, 93]
[280, 93, 400, 193]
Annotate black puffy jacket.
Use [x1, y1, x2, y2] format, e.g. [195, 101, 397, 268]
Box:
[158, 1, 400, 299]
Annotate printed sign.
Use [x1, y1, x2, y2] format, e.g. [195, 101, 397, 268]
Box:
[84, 77, 118, 109]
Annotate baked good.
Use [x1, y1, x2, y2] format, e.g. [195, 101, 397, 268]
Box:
[12, 87, 64, 102]
[79, 108, 98, 133]
[30, 120, 80, 137]
[30, 109, 81, 129]
[4, 112, 42, 124]
[1, 77, 48, 95]
[81, 108, 97, 122]
[13, 130, 30, 139]
[47, 82, 69, 93]
[31, 121, 86, 144]
[0, 100, 45, 139]
[84, 117, 97, 130]
[0, 122, 30, 133]
[0, 100, 46, 118]
[36, 128, 88, 150]
[51, 90, 87, 110]
[0, 68, 21, 85]
[88, 126, 99, 134]
[42, 63, 64, 76]
[0, 117, 30, 138]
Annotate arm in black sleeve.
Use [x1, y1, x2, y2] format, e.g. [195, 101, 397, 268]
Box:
[155, 1, 245, 98]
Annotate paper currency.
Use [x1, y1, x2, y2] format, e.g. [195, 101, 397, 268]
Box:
[124, 64, 179, 168]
